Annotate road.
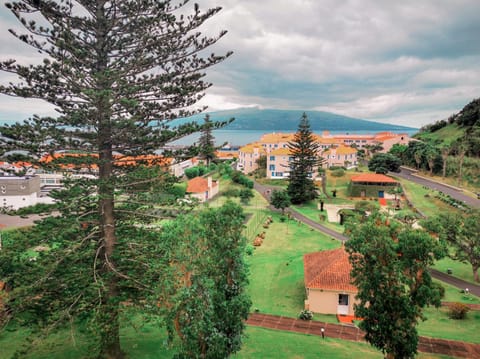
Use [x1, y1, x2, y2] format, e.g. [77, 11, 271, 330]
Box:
[393, 167, 480, 208]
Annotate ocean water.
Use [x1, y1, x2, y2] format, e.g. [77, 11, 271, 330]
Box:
[170, 129, 419, 147]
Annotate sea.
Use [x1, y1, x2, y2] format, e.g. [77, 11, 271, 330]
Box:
[170, 129, 419, 147]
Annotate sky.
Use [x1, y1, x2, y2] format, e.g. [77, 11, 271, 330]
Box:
[1, 0, 480, 128]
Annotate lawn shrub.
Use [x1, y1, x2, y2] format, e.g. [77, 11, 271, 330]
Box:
[448, 302, 470, 319]
[245, 244, 255, 256]
[298, 310, 313, 320]
[331, 169, 345, 177]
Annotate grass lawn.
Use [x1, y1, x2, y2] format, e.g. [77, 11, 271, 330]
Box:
[292, 201, 345, 233]
[396, 178, 454, 217]
[247, 211, 341, 317]
[433, 257, 479, 285]
[436, 280, 480, 304]
[419, 306, 480, 343]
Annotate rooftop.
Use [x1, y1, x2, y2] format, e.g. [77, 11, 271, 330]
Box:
[350, 173, 398, 184]
[304, 247, 357, 292]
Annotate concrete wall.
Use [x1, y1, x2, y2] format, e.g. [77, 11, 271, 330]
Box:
[349, 183, 398, 197]
[305, 288, 356, 315]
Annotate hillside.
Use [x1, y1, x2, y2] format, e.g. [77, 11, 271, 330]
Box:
[175, 108, 415, 132]
[415, 97, 480, 156]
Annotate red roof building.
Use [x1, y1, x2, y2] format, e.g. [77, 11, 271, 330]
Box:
[303, 247, 357, 315]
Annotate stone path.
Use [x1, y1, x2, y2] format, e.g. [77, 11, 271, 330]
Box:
[247, 313, 480, 358]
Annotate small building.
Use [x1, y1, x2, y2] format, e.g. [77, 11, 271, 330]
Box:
[322, 145, 358, 168]
[0, 176, 46, 210]
[304, 247, 357, 315]
[186, 176, 219, 203]
[349, 173, 399, 198]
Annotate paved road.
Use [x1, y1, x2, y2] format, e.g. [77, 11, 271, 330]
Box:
[393, 167, 480, 208]
[430, 268, 480, 296]
[247, 313, 480, 358]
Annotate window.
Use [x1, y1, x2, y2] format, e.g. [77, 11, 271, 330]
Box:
[288, 156, 294, 161]
[338, 294, 349, 306]
[271, 172, 275, 177]
[270, 156, 275, 161]
[269, 164, 275, 171]
[275, 172, 283, 177]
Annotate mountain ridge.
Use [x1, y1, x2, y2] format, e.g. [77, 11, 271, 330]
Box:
[178, 108, 416, 132]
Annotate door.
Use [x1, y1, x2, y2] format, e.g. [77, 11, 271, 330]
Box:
[378, 190, 384, 198]
[337, 294, 349, 315]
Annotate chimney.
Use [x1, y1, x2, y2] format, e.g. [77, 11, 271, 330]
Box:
[207, 176, 212, 189]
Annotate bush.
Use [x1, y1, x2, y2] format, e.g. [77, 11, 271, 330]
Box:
[184, 167, 199, 179]
[448, 302, 470, 319]
[222, 188, 240, 198]
[329, 166, 346, 171]
[245, 244, 255, 256]
[298, 310, 313, 321]
[431, 282, 445, 299]
[331, 169, 345, 177]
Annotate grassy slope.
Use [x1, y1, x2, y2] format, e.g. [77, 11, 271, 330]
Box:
[246, 212, 340, 317]
[414, 123, 465, 146]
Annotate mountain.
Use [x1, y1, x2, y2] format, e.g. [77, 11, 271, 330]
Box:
[175, 108, 416, 132]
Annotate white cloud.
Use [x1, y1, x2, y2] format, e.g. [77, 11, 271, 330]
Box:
[1, 0, 479, 127]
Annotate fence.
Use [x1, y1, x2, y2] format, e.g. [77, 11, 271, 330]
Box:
[243, 209, 268, 240]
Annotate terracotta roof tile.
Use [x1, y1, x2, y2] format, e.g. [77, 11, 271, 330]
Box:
[351, 173, 398, 184]
[304, 247, 357, 292]
[270, 148, 291, 155]
[186, 176, 217, 193]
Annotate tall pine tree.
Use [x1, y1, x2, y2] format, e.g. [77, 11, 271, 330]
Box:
[287, 113, 322, 204]
[197, 114, 217, 166]
[0, 1, 232, 358]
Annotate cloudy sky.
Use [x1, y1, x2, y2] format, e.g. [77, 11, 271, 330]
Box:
[1, 0, 480, 128]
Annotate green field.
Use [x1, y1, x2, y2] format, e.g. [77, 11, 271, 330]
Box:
[233, 327, 454, 359]
[246, 212, 340, 317]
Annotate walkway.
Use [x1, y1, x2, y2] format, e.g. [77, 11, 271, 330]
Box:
[247, 313, 480, 358]
[394, 167, 480, 208]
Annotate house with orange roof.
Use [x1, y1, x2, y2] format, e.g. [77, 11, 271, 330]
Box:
[237, 143, 266, 174]
[304, 247, 358, 315]
[348, 173, 399, 198]
[322, 145, 358, 168]
[186, 176, 219, 202]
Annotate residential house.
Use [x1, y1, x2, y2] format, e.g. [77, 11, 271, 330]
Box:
[266, 148, 292, 179]
[237, 143, 266, 174]
[186, 176, 219, 202]
[322, 145, 358, 168]
[304, 247, 358, 315]
[348, 173, 399, 198]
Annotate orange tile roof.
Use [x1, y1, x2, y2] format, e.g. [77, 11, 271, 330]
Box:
[334, 145, 357, 155]
[270, 148, 291, 155]
[260, 132, 294, 143]
[304, 247, 357, 292]
[186, 176, 217, 193]
[350, 173, 398, 183]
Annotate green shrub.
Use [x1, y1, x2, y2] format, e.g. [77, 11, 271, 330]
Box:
[245, 244, 255, 256]
[298, 310, 313, 320]
[331, 169, 345, 177]
[184, 167, 199, 179]
[448, 302, 470, 319]
[222, 188, 240, 198]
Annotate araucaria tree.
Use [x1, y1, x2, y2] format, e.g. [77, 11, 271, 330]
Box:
[345, 214, 446, 359]
[287, 113, 322, 204]
[197, 114, 217, 166]
[0, 1, 233, 358]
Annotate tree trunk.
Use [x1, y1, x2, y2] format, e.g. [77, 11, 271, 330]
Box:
[473, 265, 479, 283]
[95, 3, 122, 355]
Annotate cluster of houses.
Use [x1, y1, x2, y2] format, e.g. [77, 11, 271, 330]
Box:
[237, 131, 409, 179]
[0, 150, 233, 210]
